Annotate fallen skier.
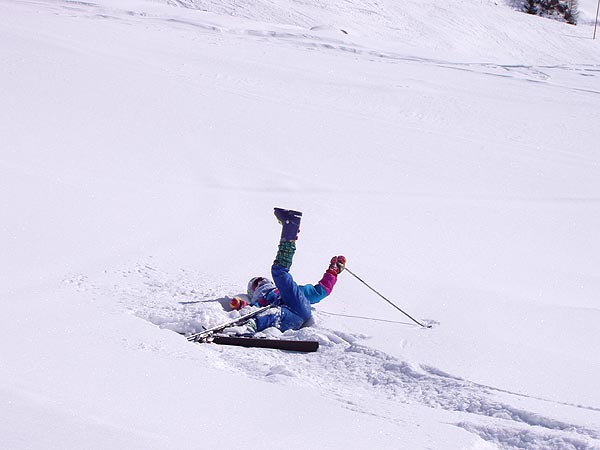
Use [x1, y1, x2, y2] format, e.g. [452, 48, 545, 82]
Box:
[230, 207, 346, 334]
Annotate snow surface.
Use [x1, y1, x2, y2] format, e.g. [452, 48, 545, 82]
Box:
[2, 0, 600, 448]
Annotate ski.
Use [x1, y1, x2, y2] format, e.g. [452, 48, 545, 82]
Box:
[186, 304, 274, 343]
[211, 335, 319, 352]
[184, 303, 319, 352]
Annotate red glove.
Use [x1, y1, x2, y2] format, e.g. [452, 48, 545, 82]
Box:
[230, 297, 248, 310]
[327, 255, 346, 276]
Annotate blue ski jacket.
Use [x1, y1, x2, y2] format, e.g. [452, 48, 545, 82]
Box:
[253, 264, 337, 332]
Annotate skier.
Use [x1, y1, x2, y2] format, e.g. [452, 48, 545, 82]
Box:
[230, 208, 346, 333]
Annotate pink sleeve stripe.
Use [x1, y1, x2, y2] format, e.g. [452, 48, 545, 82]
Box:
[318, 272, 337, 295]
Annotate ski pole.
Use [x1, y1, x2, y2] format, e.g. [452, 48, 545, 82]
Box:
[345, 267, 431, 328]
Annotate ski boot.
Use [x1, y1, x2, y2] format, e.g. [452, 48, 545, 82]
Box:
[274, 207, 302, 242]
[226, 318, 257, 336]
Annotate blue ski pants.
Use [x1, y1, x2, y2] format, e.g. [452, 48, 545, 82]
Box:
[254, 264, 312, 332]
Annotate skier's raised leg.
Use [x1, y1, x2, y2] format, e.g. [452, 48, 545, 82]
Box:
[271, 208, 311, 322]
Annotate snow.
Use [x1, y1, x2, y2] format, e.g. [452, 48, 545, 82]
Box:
[1, 0, 600, 448]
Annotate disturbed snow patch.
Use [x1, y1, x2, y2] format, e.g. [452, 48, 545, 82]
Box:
[72, 262, 600, 449]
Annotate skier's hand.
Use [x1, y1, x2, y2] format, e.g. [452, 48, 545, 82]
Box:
[327, 255, 346, 275]
[230, 296, 248, 310]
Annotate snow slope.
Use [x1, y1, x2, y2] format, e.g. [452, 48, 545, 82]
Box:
[2, 0, 600, 448]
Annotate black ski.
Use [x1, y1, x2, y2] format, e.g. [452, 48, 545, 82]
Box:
[211, 335, 319, 352]
[183, 305, 319, 352]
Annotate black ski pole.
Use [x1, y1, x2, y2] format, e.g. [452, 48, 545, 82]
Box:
[345, 267, 431, 328]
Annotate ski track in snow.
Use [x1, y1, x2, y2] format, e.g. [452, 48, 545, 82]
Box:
[67, 263, 600, 450]
[26, 0, 600, 96]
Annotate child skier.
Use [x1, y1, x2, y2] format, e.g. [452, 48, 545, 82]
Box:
[230, 208, 346, 333]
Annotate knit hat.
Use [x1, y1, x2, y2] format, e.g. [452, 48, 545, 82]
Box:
[248, 277, 265, 297]
[250, 278, 276, 305]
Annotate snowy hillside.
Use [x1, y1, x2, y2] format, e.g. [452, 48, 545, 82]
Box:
[2, 0, 600, 448]
[171, 0, 600, 61]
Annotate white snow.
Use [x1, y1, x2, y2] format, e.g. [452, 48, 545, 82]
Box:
[2, 0, 600, 448]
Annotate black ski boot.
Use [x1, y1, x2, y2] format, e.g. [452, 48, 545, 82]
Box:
[274, 207, 302, 242]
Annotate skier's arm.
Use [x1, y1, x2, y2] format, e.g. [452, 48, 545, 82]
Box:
[301, 273, 336, 304]
[302, 256, 346, 304]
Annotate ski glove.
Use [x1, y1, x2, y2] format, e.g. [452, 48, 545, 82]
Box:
[327, 255, 346, 276]
[230, 296, 249, 311]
